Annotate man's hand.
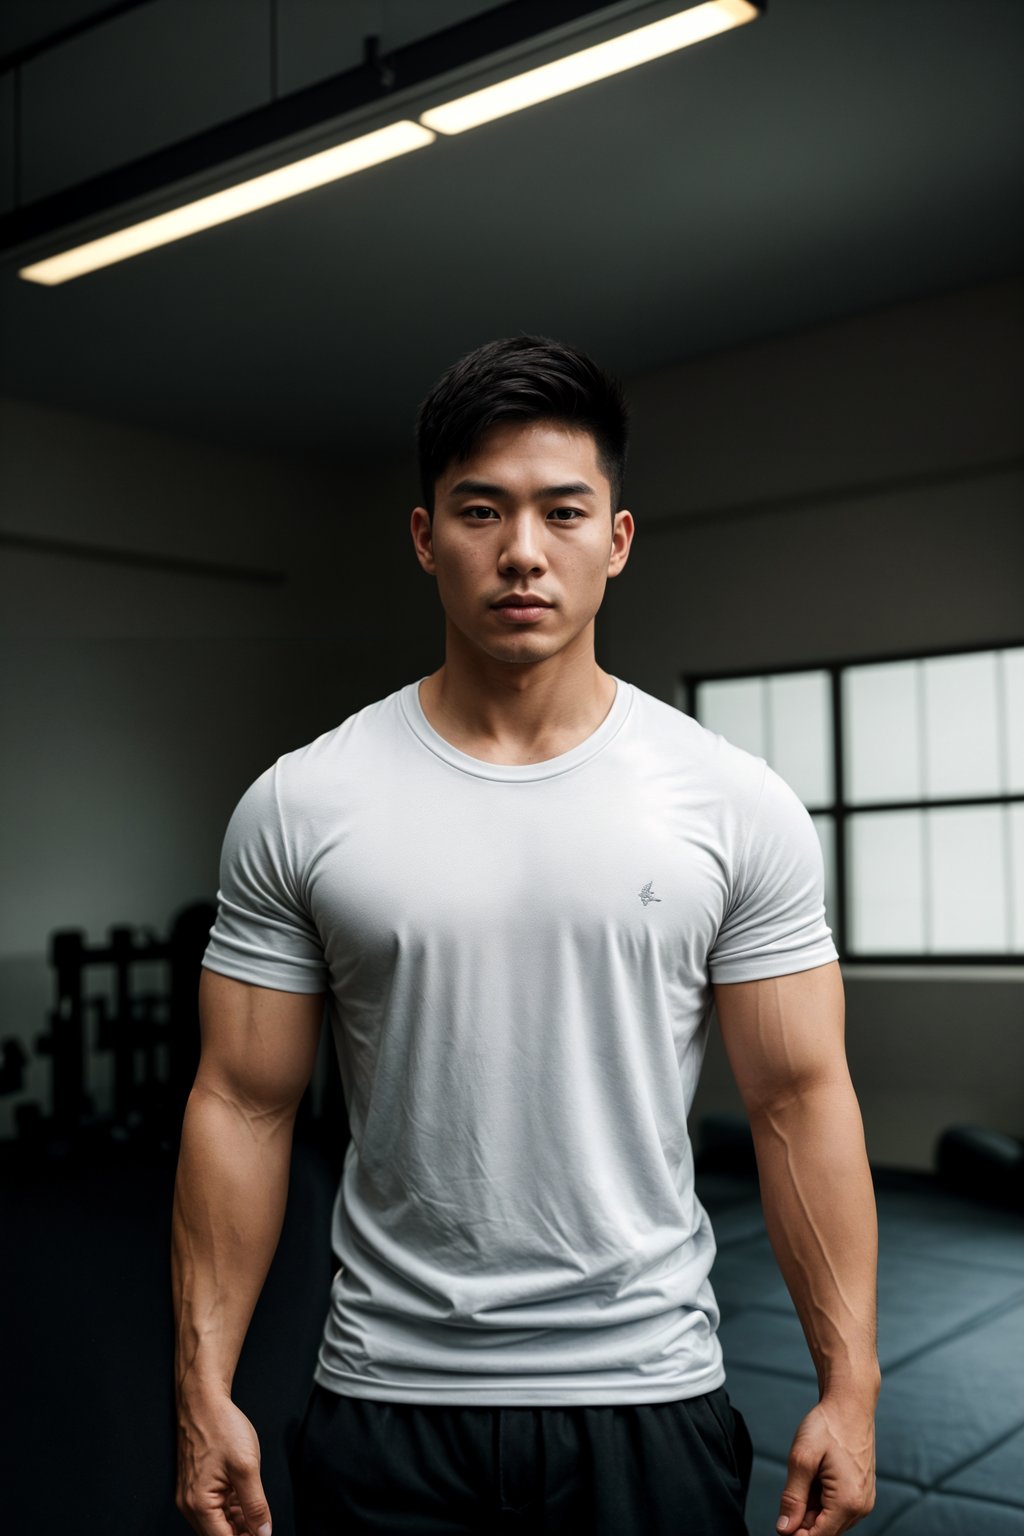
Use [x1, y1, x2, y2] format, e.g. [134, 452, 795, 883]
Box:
[176, 1385, 273, 1536]
[775, 1393, 877, 1534]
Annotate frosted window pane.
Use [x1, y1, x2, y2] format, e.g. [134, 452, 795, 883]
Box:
[811, 813, 837, 941]
[696, 677, 765, 758]
[1004, 647, 1024, 794]
[923, 652, 1000, 797]
[768, 672, 832, 806]
[1011, 804, 1024, 952]
[843, 661, 922, 805]
[928, 806, 1007, 951]
[848, 811, 924, 952]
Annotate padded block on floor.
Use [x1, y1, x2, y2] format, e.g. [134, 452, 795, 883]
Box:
[936, 1125, 1024, 1214]
[719, 1306, 818, 1380]
[707, 1234, 792, 1317]
[720, 1346, 1024, 1504]
[720, 1251, 1024, 1377]
[881, 1491, 1024, 1534]
[875, 1254, 1024, 1370]
[875, 1188, 1024, 1274]
[938, 1423, 1024, 1506]
[868, 1299, 1024, 1488]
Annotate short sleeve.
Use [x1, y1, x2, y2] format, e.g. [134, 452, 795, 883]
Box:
[708, 762, 839, 984]
[202, 763, 329, 993]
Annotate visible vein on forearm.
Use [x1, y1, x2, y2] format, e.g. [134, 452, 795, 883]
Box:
[750, 1080, 879, 1388]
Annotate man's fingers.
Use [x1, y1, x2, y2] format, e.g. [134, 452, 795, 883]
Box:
[226, 1454, 272, 1536]
[183, 1498, 240, 1536]
[177, 1481, 240, 1536]
[777, 1455, 817, 1532]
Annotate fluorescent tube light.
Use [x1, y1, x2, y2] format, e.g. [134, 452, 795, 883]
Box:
[18, 118, 436, 286]
[419, 0, 760, 135]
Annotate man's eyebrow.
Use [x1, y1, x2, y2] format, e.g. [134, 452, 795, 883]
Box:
[446, 478, 597, 500]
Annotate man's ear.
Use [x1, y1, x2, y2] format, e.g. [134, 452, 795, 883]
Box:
[410, 506, 437, 574]
[607, 508, 634, 576]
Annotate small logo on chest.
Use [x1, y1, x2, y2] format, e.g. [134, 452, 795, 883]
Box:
[638, 880, 662, 907]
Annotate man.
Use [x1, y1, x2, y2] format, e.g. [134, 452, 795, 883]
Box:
[173, 334, 880, 1536]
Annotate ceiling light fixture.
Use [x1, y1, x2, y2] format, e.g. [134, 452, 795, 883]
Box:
[420, 0, 760, 135]
[14, 0, 762, 287]
[17, 120, 435, 286]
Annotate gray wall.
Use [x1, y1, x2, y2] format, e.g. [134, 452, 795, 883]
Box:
[601, 274, 1024, 1169]
[2, 274, 1022, 1164]
[0, 399, 439, 1138]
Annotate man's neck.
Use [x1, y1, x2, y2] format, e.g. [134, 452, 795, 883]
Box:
[418, 657, 617, 767]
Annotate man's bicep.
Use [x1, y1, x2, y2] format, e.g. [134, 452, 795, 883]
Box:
[711, 959, 848, 1118]
[197, 965, 326, 1117]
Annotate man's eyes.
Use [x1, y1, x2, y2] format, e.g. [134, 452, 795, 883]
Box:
[459, 507, 584, 521]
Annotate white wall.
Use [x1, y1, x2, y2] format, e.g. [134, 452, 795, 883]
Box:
[600, 274, 1024, 1169]
[0, 398, 440, 1139]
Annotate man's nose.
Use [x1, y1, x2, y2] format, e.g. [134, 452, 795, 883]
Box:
[499, 518, 547, 570]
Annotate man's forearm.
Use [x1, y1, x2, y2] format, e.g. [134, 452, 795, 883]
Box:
[171, 1083, 295, 1404]
[749, 1077, 881, 1402]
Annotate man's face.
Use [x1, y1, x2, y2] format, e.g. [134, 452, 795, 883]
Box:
[411, 419, 633, 669]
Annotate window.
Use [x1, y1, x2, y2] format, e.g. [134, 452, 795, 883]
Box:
[683, 643, 1024, 964]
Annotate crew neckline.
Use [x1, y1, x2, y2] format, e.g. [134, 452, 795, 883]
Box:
[399, 674, 634, 781]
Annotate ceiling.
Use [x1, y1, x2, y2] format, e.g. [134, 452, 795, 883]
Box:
[1, 0, 1022, 467]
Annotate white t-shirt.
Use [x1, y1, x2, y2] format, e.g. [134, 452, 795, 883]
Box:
[202, 675, 838, 1405]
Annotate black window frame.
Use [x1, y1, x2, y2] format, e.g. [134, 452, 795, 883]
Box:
[682, 637, 1024, 966]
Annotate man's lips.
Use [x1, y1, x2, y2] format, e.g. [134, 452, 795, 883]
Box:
[492, 601, 553, 622]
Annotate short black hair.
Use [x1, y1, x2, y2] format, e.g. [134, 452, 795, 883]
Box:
[415, 333, 629, 521]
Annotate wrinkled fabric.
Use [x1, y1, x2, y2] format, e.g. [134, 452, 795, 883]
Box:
[203, 676, 836, 1404]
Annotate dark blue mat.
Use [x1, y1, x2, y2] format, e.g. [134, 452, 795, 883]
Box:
[700, 1169, 1024, 1534]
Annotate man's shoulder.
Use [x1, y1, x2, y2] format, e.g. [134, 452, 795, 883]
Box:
[269, 681, 411, 798]
[625, 680, 766, 795]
